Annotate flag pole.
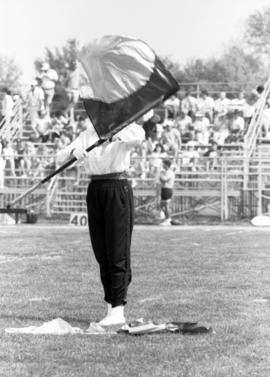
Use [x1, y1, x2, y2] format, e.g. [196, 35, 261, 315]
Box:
[8, 96, 165, 208]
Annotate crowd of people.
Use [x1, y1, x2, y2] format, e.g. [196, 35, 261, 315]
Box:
[1, 61, 270, 186]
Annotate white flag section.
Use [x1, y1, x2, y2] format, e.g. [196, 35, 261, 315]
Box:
[78, 35, 156, 102]
[5, 318, 115, 335]
[251, 216, 270, 226]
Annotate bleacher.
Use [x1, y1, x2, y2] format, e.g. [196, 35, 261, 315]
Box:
[1, 81, 270, 223]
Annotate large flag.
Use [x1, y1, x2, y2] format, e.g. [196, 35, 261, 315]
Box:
[78, 35, 179, 139]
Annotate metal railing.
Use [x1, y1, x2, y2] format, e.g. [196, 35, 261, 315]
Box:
[0, 98, 23, 142]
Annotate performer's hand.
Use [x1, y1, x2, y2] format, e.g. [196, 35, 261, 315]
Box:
[71, 147, 87, 161]
[110, 135, 122, 142]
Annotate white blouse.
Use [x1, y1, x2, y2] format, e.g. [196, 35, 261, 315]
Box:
[57, 122, 145, 176]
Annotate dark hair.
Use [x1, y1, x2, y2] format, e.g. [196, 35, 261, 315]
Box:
[163, 158, 172, 168]
[256, 85, 264, 94]
[3, 87, 11, 95]
[78, 115, 86, 121]
[154, 143, 164, 152]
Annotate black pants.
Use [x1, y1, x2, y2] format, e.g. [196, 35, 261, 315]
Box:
[86, 179, 134, 307]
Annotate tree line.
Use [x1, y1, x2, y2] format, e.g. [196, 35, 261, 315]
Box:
[1, 6, 270, 99]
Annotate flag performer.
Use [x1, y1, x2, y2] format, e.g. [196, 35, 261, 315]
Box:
[10, 35, 179, 326]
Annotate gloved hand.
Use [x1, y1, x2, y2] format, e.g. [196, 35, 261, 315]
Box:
[109, 135, 122, 142]
[71, 147, 87, 161]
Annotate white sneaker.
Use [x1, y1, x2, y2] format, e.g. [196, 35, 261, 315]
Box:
[160, 218, 171, 226]
[98, 305, 126, 327]
[159, 211, 165, 220]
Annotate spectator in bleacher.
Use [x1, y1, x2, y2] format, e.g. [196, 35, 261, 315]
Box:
[197, 89, 215, 122]
[28, 131, 40, 143]
[75, 115, 92, 136]
[32, 144, 51, 178]
[142, 113, 160, 140]
[181, 140, 200, 171]
[55, 132, 71, 151]
[149, 143, 166, 179]
[46, 120, 63, 142]
[243, 90, 259, 131]
[212, 113, 229, 145]
[49, 112, 68, 134]
[0, 139, 5, 188]
[229, 110, 245, 139]
[196, 129, 210, 146]
[180, 90, 198, 120]
[160, 119, 181, 157]
[2, 141, 15, 176]
[142, 114, 163, 156]
[229, 91, 246, 113]
[34, 109, 52, 140]
[1, 88, 14, 124]
[19, 141, 35, 177]
[26, 79, 45, 132]
[192, 112, 211, 146]
[13, 138, 25, 176]
[39, 62, 58, 115]
[244, 86, 265, 130]
[262, 98, 270, 139]
[65, 123, 76, 141]
[175, 111, 192, 143]
[0, 155, 5, 188]
[129, 144, 148, 179]
[204, 141, 220, 170]
[65, 60, 80, 126]
[164, 94, 180, 118]
[193, 111, 210, 133]
[214, 91, 230, 119]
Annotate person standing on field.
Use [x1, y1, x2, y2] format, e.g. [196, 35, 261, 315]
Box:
[57, 120, 145, 327]
[159, 158, 175, 226]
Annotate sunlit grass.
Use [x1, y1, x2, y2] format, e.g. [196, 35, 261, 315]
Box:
[1, 225, 270, 376]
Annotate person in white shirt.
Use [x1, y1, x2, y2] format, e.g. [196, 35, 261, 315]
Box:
[164, 94, 180, 117]
[66, 60, 80, 125]
[262, 100, 270, 139]
[229, 91, 246, 113]
[39, 62, 58, 115]
[1, 88, 14, 123]
[229, 110, 245, 136]
[214, 91, 231, 119]
[197, 90, 215, 122]
[57, 121, 145, 327]
[212, 115, 229, 145]
[34, 110, 51, 139]
[193, 112, 210, 133]
[2, 141, 15, 176]
[175, 111, 192, 140]
[181, 140, 200, 171]
[181, 90, 198, 119]
[0, 139, 5, 187]
[27, 80, 45, 131]
[160, 120, 181, 157]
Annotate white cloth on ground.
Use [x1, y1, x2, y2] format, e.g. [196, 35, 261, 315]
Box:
[5, 318, 112, 335]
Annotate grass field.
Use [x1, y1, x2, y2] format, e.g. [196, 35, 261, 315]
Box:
[1, 224, 270, 377]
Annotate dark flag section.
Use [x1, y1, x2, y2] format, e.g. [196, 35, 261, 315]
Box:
[8, 35, 179, 207]
[82, 56, 179, 139]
